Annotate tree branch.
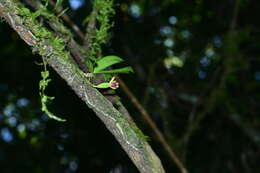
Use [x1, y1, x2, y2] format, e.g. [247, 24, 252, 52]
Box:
[21, 3, 184, 171]
[0, 0, 165, 172]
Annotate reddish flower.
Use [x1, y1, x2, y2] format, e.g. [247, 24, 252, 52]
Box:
[109, 77, 119, 89]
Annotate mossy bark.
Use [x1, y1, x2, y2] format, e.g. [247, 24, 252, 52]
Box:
[0, 0, 165, 172]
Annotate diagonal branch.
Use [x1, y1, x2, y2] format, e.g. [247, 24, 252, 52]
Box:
[22, 3, 183, 171]
[35, 1, 187, 171]
[0, 0, 165, 172]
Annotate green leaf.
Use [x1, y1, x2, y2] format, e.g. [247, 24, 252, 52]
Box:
[55, 0, 64, 10]
[93, 82, 110, 88]
[93, 56, 124, 73]
[41, 71, 49, 79]
[94, 66, 134, 74]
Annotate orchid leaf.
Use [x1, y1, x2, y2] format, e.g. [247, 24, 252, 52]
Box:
[94, 66, 134, 74]
[94, 56, 124, 73]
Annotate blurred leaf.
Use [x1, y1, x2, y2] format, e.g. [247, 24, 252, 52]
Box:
[164, 56, 184, 68]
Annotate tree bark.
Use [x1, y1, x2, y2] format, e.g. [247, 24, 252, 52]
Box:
[0, 0, 166, 172]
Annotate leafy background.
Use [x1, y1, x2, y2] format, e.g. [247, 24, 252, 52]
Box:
[0, 0, 260, 172]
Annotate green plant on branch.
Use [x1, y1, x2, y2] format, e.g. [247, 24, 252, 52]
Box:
[0, 0, 167, 172]
[85, 55, 133, 89]
[84, 0, 115, 68]
[84, 0, 115, 57]
[18, 0, 133, 120]
[83, 0, 133, 89]
[39, 58, 66, 122]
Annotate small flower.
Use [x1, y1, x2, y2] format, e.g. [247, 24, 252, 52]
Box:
[109, 77, 119, 89]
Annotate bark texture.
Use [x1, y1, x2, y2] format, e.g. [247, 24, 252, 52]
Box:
[0, 0, 166, 172]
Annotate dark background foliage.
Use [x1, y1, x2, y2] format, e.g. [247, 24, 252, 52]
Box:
[0, 0, 259, 172]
